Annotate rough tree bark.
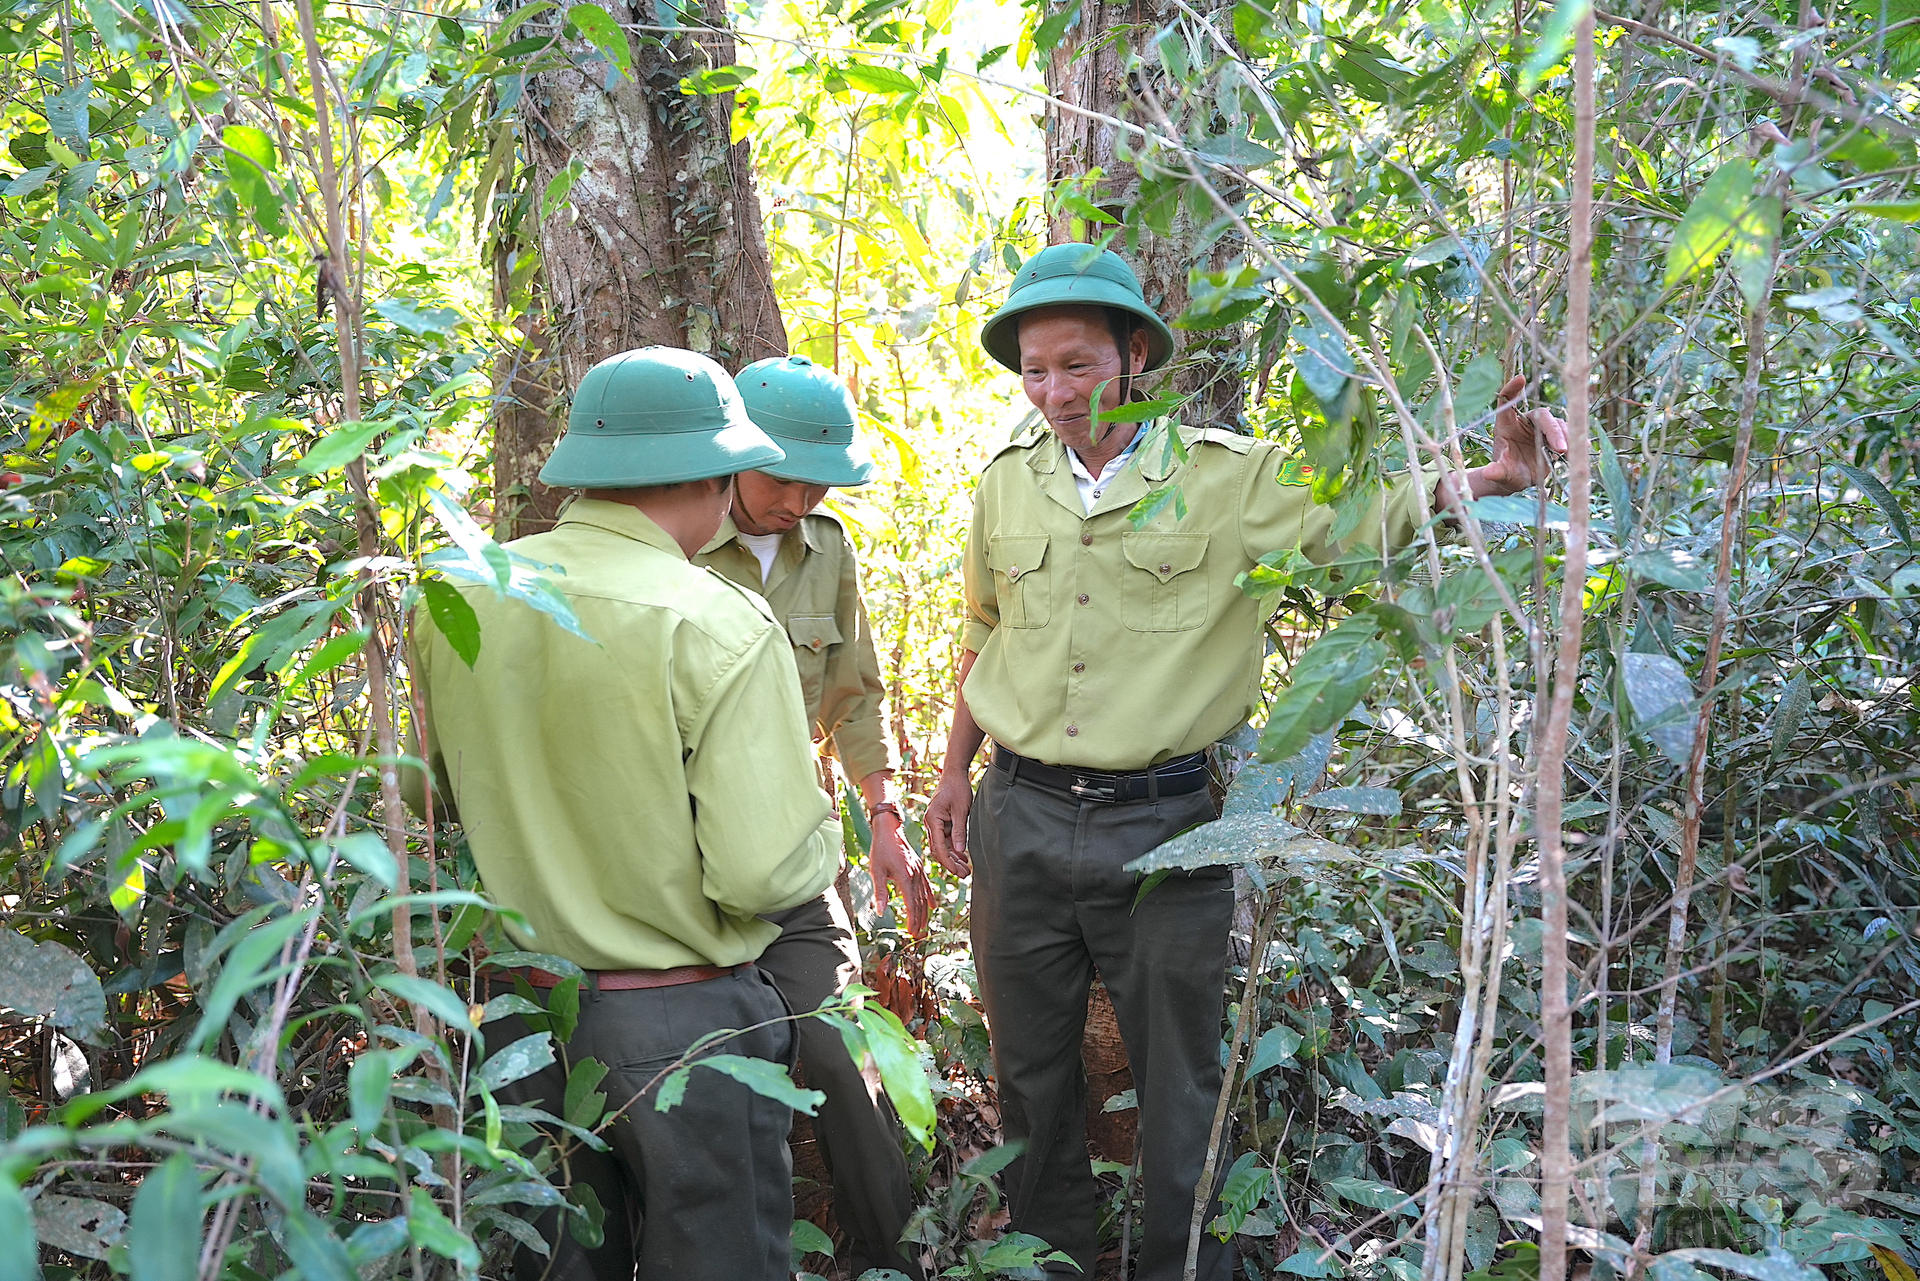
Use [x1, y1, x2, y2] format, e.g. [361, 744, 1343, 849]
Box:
[493, 0, 789, 538]
[1043, 0, 1248, 429]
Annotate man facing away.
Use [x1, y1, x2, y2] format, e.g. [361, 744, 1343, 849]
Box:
[694, 353, 931, 1280]
[411, 346, 842, 1280]
[923, 245, 1569, 1279]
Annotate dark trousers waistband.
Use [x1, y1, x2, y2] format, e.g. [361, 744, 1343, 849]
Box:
[991, 744, 1209, 803]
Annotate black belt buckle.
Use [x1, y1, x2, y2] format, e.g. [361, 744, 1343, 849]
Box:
[1068, 774, 1117, 801]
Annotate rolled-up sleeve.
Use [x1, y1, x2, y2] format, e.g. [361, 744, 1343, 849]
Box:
[819, 537, 897, 781]
[959, 486, 998, 654]
[685, 625, 840, 919]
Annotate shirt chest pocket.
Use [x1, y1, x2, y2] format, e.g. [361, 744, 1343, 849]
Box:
[986, 534, 1052, 629]
[1121, 532, 1210, 632]
[786, 614, 841, 716]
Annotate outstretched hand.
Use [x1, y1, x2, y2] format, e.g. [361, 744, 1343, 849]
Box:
[1471, 374, 1571, 499]
[868, 815, 933, 937]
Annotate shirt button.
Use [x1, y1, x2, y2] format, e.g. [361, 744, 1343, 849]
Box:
[1159, 563, 1172, 574]
[1073, 662, 1085, 674]
[811, 638, 824, 651]
[1066, 725, 1079, 737]
[1077, 593, 1090, 605]
[1081, 533, 1092, 546]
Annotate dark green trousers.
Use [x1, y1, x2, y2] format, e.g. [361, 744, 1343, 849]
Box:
[487, 967, 797, 1281]
[970, 761, 1236, 1281]
[759, 892, 924, 1280]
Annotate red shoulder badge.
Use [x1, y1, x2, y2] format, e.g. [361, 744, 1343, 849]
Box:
[1276, 458, 1317, 487]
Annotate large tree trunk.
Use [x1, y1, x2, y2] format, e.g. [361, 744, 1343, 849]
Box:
[1044, 0, 1248, 430]
[490, 232, 563, 540]
[493, 0, 789, 534]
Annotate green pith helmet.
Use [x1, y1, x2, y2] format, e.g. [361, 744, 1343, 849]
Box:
[736, 355, 877, 487]
[978, 244, 1177, 375]
[539, 347, 785, 488]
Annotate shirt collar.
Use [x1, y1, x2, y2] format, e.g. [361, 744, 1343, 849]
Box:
[1065, 426, 1146, 485]
[557, 497, 690, 560]
[699, 512, 827, 558]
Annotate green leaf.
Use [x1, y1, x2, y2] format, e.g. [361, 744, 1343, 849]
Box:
[127, 1154, 205, 1281]
[330, 832, 398, 889]
[1198, 136, 1282, 168]
[1247, 1025, 1303, 1076]
[474, 1032, 555, 1093]
[1302, 785, 1402, 816]
[1621, 652, 1696, 768]
[1854, 199, 1920, 221]
[1089, 395, 1178, 428]
[1625, 547, 1713, 592]
[1257, 620, 1389, 761]
[791, 1218, 836, 1268]
[407, 1188, 479, 1269]
[294, 628, 370, 685]
[653, 1066, 691, 1112]
[566, 2, 631, 72]
[1465, 494, 1571, 529]
[0, 1176, 39, 1281]
[1032, 0, 1079, 52]
[1834, 462, 1915, 548]
[422, 579, 482, 666]
[220, 125, 284, 236]
[1519, 0, 1591, 95]
[972, 1232, 1074, 1270]
[33, 1194, 124, 1261]
[374, 972, 478, 1032]
[1324, 1176, 1419, 1215]
[688, 1054, 825, 1114]
[565, 1057, 610, 1128]
[540, 159, 584, 222]
[1731, 195, 1781, 307]
[841, 61, 918, 94]
[681, 63, 756, 93]
[1664, 160, 1755, 289]
[297, 420, 386, 473]
[347, 1049, 401, 1133]
[0, 930, 107, 1042]
[854, 998, 936, 1148]
[1289, 322, 1353, 418]
[371, 297, 465, 336]
[1770, 674, 1811, 761]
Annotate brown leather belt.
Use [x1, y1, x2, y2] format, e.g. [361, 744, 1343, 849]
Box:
[509, 962, 750, 990]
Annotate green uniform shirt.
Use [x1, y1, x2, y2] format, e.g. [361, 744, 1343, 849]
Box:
[695, 513, 897, 783]
[961, 426, 1439, 772]
[414, 498, 841, 971]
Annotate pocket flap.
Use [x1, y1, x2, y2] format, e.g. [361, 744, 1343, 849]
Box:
[986, 534, 1051, 582]
[786, 614, 842, 653]
[1122, 532, 1210, 583]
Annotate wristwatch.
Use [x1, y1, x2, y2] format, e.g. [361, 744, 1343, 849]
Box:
[867, 801, 903, 826]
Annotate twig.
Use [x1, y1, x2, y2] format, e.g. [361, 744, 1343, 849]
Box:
[1536, 8, 1597, 1280]
[1183, 894, 1279, 1281]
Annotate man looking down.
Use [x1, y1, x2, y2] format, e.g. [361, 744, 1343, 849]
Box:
[695, 352, 931, 1280]
[923, 245, 1568, 1280]
[411, 346, 840, 1281]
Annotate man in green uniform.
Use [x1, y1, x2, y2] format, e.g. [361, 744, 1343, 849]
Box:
[411, 346, 842, 1281]
[923, 246, 1567, 1280]
[694, 353, 931, 1280]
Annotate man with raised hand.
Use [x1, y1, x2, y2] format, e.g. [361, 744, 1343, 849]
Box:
[695, 352, 930, 1281]
[923, 245, 1568, 1280]
[411, 346, 841, 1281]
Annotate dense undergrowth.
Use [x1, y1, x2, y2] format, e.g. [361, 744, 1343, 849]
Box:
[0, 0, 1916, 1278]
